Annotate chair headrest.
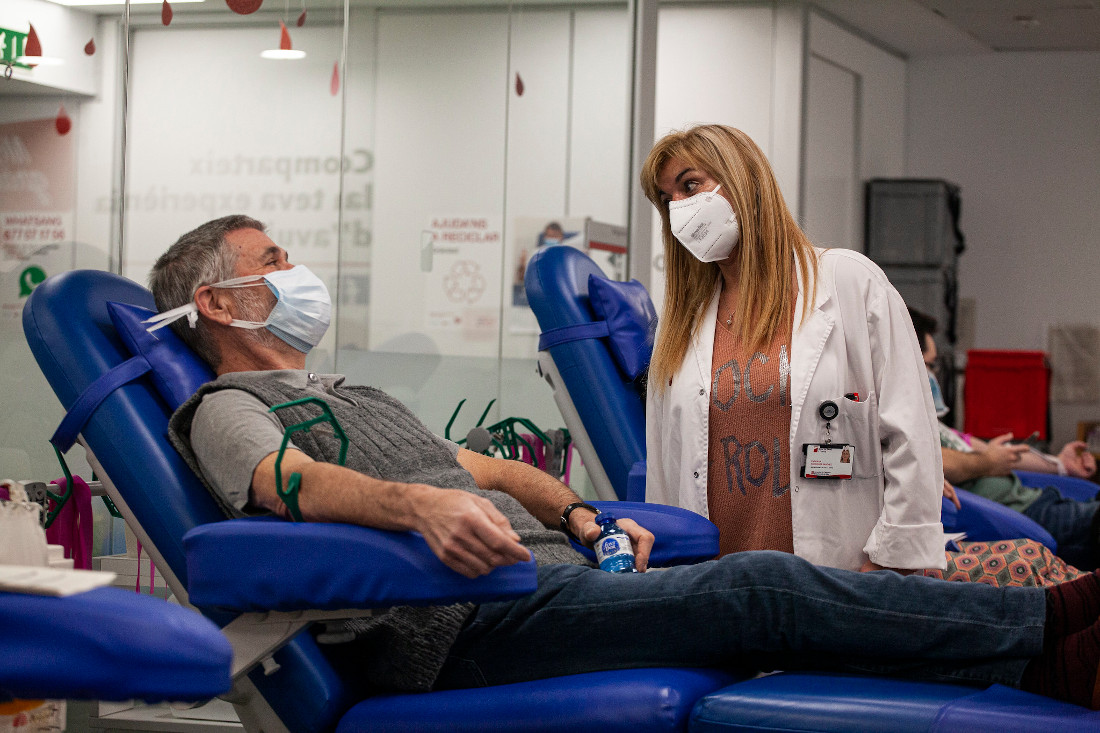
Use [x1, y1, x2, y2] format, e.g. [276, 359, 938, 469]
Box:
[587, 275, 657, 381]
[107, 302, 216, 410]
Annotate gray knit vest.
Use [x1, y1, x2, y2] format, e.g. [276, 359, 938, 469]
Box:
[169, 371, 587, 692]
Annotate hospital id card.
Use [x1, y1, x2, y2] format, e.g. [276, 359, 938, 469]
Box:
[800, 443, 854, 479]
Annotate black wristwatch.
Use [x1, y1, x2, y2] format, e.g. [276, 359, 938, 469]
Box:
[560, 502, 600, 542]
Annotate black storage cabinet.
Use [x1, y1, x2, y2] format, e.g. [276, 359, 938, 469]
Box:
[865, 178, 965, 423]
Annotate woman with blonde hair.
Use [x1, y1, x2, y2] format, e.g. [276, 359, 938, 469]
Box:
[642, 124, 945, 573]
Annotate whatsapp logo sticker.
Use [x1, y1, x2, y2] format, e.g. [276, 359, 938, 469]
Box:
[19, 266, 47, 297]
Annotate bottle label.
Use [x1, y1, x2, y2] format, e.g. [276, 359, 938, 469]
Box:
[595, 532, 635, 572]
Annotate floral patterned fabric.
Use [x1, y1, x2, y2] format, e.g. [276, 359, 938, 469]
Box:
[922, 539, 1085, 587]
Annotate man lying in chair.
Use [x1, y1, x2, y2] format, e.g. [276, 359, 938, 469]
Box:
[148, 214, 1100, 708]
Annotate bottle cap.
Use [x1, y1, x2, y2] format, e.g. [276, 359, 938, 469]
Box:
[595, 513, 616, 525]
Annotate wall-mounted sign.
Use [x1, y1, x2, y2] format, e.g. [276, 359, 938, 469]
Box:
[0, 28, 33, 71]
[422, 216, 501, 344]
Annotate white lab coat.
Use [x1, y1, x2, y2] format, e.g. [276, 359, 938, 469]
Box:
[646, 247, 946, 571]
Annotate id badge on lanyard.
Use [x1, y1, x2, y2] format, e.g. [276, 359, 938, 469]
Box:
[800, 399, 855, 480]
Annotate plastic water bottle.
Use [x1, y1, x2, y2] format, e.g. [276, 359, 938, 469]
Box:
[593, 513, 637, 573]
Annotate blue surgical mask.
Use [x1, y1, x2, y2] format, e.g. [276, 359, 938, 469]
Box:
[928, 371, 949, 418]
[146, 265, 332, 353]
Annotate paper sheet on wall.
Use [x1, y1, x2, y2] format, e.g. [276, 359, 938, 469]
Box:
[0, 118, 77, 328]
[422, 216, 502, 350]
[1048, 324, 1100, 403]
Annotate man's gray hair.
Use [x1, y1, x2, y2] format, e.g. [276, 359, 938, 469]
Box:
[148, 214, 266, 367]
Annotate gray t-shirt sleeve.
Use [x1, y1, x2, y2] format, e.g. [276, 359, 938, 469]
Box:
[190, 389, 300, 513]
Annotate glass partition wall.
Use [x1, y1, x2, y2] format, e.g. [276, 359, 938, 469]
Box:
[2, 0, 635, 500]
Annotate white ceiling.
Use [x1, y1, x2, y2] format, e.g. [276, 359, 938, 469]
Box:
[27, 0, 1100, 55]
[813, 0, 1100, 55]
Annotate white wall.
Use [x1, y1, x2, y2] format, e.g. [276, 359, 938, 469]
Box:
[649, 3, 805, 310]
[569, 8, 631, 225]
[124, 21, 350, 367]
[0, 14, 118, 482]
[648, 5, 905, 309]
[0, 0, 99, 96]
[370, 10, 510, 359]
[369, 7, 631, 360]
[906, 52, 1100, 445]
[803, 10, 906, 251]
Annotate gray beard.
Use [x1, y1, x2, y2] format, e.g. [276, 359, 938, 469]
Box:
[234, 287, 292, 353]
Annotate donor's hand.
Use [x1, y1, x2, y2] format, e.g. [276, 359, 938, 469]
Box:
[413, 488, 531, 578]
[580, 516, 655, 572]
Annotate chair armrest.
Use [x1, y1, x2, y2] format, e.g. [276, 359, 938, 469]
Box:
[183, 517, 538, 613]
[949, 488, 1057, 550]
[568, 501, 718, 567]
[0, 587, 231, 702]
[1015, 470, 1100, 502]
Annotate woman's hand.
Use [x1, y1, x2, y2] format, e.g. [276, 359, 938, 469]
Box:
[942, 480, 961, 510]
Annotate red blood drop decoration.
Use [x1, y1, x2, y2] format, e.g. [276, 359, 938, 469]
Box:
[26, 24, 43, 58]
[226, 0, 264, 15]
[161, 0, 173, 26]
[515, 72, 524, 96]
[84, 38, 96, 55]
[56, 105, 71, 136]
[297, 10, 307, 27]
[279, 21, 292, 51]
[330, 62, 340, 96]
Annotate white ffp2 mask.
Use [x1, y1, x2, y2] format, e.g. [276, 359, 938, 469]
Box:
[668, 184, 740, 263]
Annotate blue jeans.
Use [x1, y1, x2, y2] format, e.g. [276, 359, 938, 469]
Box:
[1022, 486, 1100, 570]
[434, 551, 1044, 690]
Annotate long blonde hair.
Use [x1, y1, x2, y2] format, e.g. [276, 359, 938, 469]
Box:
[641, 125, 818, 392]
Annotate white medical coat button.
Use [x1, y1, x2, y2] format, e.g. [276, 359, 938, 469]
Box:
[698, 389, 705, 396]
[693, 471, 699, 478]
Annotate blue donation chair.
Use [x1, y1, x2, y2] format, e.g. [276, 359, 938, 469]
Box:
[23, 268, 738, 733]
[524, 243, 1100, 731]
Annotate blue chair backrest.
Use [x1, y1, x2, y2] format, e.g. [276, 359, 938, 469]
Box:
[524, 246, 647, 499]
[22, 270, 351, 733]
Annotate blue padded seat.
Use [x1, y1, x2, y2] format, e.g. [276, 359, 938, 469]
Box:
[1016, 470, 1100, 502]
[0, 587, 231, 702]
[338, 668, 737, 733]
[690, 672, 1100, 732]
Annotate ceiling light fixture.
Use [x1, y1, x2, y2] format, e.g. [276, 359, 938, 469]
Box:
[45, 0, 204, 6]
[261, 20, 305, 59]
[16, 55, 65, 65]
